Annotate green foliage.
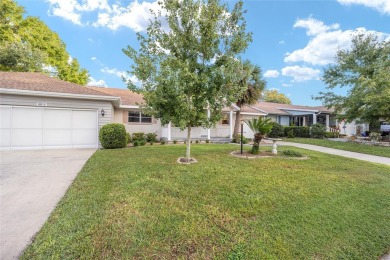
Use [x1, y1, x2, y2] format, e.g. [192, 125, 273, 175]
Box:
[0, 0, 89, 84]
[125, 132, 131, 144]
[245, 117, 272, 155]
[316, 33, 390, 123]
[173, 140, 177, 144]
[324, 132, 338, 138]
[287, 129, 295, 138]
[233, 60, 266, 137]
[195, 140, 199, 144]
[284, 126, 310, 138]
[131, 132, 146, 143]
[262, 89, 291, 104]
[124, 0, 252, 160]
[99, 123, 127, 149]
[0, 42, 46, 72]
[232, 134, 248, 144]
[311, 123, 326, 139]
[281, 149, 304, 157]
[205, 139, 210, 143]
[268, 122, 284, 138]
[145, 133, 158, 142]
[160, 139, 166, 145]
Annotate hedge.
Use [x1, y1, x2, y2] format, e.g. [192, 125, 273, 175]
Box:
[283, 126, 310, 138]
[99, 123, 127, 149]
[268, 122, 284, 138]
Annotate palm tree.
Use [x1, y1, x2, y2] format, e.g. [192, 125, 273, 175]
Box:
[233, 60, 266, 141]
[245, 117, 273, 154]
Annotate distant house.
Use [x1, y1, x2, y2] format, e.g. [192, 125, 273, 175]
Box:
[0, 72, 365, 150]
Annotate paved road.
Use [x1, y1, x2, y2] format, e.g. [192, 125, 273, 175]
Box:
[275, 141, 390, 166]
[0, 149, 96, 260]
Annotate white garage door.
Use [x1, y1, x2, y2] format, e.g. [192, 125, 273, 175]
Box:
[0, 106, 98, 150]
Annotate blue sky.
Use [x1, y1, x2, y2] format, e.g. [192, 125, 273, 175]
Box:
[18, 0, 389, 106]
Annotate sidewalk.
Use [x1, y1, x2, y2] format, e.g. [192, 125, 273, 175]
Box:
[273, 141, 390, 166]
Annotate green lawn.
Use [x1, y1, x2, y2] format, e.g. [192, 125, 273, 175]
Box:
[23, 144, 390, 259]
[282, 138, 390, 158]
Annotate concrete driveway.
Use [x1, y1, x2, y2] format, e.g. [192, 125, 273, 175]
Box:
[0, 149, 96, 260]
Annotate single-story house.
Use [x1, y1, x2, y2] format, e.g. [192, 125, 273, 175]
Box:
[0, 72, 365, 150]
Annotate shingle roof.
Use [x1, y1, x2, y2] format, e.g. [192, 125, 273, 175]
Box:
[86, 86, 144, 106]
[0, 72, 112, 97]
[252, 102, 333, 115]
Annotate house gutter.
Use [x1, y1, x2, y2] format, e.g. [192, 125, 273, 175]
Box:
[0, 88, 121, 107]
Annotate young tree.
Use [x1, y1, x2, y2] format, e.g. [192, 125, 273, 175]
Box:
[316, 33, 390, 126]
[262, 89, 291, 104]
[124, 0, 252, 161]
[0, 0, 89, 85]
[245, 117, 272, 154]
[233, 60, 266, 140]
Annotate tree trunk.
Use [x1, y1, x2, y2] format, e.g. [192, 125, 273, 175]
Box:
[251, 133, 263, 155]
[233, 104, 242, 141]
[186, 125, 191, 161]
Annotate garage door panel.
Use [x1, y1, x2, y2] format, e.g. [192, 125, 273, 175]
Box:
[0, 107, 11, 128]
[44, 109, 72, 129]
[0, 129, 11, 148]
[13, 108, 42, 129]
[44, 130, 72, 146]
[73, 110, 97, 129]
[72, 129, 97, 146]
[12, 129, 43, 147]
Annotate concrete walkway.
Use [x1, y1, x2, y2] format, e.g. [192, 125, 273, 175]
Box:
[0, 149, 96, 260]
[274, 141, 390, 166]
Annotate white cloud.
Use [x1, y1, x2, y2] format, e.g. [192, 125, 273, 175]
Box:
[278, 40, 285, 45]
[46, 0, 111, 25]
[101, 67, 140, 85]
[46, 0, 165, 32]
[268, 88, 280, 91]
[91, 57, 96, 60]
[285, 17, 388, 65]
[87, 76, 107, 87]
[338, 0, 390, 15]
[264, 70, 280, 78]
[281, 66, 321, 82]
[68, 56, 73, 64]
[282, 83, 292, 87]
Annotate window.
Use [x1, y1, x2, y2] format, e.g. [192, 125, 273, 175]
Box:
[128, 111, 152, 123]
[221, 114, 229, 125]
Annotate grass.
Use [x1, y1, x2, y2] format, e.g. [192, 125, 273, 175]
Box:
[22, 144, 390, 259]
[282, 138, 390, 158]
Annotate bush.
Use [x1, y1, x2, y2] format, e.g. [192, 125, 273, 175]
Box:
[233, 134, 248, 144]
[268, 122, 284, 138]
[283, 126, 310, 138]
[99, 123, 127, 149]
[173, 140, 177, 144]
[311, 123, 326, 138]
[205, 139, 210, 143]
[132, 132, 146, 142]
[287, 129, 295, 138]
[145, 133, 158, 142]
[160, 139, 166, 145]
[126, 132, 131, 144]
[281, 150, 304, 157]
[195, 140, 199, 144]
[324, 132, 338, 138]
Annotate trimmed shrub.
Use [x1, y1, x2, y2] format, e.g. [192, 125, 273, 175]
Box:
[283, 126, 310, 138]
[195, 140, 199, 144]
[287, 129, 295, 138]
[160, 139, 166, 145]
[311, 123, 326, 138]
[205, 139, 210, 143]
[281, 150, 304, 157]
[99, 123, 127, 149]
[173, 140, 177, 144]
[369, 132, 381, 141]
[146, 133, 158, 142]
[325, 132, 338, 138]
[268, 122, 284, 138]
[132, 132, 146, 142]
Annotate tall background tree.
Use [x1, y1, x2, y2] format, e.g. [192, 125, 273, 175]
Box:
[316, 33, 390, 130]
[233, 60, 266, 139]
[124, 0, 252, 161]
[0, 0, 89, 85]
[261, 89, 291, 104]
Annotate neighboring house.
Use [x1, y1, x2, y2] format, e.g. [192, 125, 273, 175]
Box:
[0, 72, 364, 150]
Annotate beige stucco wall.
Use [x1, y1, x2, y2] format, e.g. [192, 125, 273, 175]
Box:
[114, 108, 162, 137]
